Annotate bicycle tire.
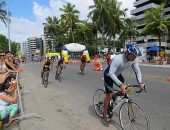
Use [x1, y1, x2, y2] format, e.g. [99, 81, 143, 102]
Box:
[43, 72, 48, 88]
[81, 67, 84, 75]
[119, 101, 149, 130]
[93, 89, 105, 118]
[58, 71, 62, 82]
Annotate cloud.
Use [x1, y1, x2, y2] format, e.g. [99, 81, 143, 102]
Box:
[0, 0, 135, 43]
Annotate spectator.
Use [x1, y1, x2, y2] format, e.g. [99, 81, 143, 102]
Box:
[155, 55, 161, 65]
[0, 83, 18, 125]
[161, 55, 167, 65]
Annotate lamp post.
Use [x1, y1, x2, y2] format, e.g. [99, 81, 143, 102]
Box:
[143, 36, 148, 61]
[6, 0, 11, 51]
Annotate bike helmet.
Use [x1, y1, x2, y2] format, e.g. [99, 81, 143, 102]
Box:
[126, 44, 141, 56]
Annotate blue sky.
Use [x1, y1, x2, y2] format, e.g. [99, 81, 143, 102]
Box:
[0, 0, 135, 43]
[8, 0, 50, 21]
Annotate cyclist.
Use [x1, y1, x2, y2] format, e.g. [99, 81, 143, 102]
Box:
[103, 43, 145, 123]
[56, 54, 65, 79]
[41, 57, 53, 79]
[80, 53, 86, 72]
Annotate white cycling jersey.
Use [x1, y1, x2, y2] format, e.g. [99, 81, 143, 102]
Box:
[104, 53, 142, 86]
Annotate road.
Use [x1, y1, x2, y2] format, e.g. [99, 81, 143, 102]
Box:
[17, 61, 170, 130]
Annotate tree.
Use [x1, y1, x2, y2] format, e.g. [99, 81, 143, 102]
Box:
[60, 2, 80, 43]
[0, 34, 8, 52]
[0, 1, 7, 26]
[75, 20, 92, 45]
[43, 16, 60, 38]
[119, 18, 139, 47]
[141, 4, 170, 56]
[88, 0, 111, 44]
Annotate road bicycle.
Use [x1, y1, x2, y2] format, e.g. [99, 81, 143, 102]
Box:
[80, 63, 86, 75]
[93, 84, 149, 130]
[55, 65, 63, 82]
[42, 70, 49, 88]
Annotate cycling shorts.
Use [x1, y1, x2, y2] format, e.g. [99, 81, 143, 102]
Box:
[104, 73, 125, 94]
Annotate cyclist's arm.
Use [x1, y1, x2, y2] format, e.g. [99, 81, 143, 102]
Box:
[131, 60, 142, 84]
[41, 61, 46, 71]
[50, 61, 53, 71]
[108, 58, 122, 86]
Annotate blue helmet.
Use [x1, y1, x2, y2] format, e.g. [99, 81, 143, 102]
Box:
[126, 44, 141, 56]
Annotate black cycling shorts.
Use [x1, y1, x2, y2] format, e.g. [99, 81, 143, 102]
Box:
[104, 73, 125, 94]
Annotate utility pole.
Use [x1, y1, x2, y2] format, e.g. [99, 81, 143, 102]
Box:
[6, 0, 11, 51]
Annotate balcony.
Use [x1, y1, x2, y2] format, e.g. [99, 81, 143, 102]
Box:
[164, 7, 170, 13]
[134, 0, 150, 7]
[131, 3, 158, 15]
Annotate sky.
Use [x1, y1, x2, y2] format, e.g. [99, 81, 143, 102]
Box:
[0, 0, 135, 43]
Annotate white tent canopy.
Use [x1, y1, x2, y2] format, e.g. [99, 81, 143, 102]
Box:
[64, 43, 86, 52]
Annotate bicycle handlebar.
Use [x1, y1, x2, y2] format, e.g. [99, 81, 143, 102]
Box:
[126, 84, 147, 94]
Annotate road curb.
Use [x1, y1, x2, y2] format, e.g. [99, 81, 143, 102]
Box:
[139, 63, 170, 68]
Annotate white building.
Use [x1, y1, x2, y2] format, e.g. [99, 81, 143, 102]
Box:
[131, 0, 170, 55]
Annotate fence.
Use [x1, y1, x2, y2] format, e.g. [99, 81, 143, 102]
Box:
[5, 72, 41, 126]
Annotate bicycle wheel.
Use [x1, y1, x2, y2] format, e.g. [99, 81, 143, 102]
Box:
[58, 71, 62, 82]
[93, 89, 105, 118]
[44, 72, 48, 88]
[81, 67, 84, 75]
[119, 101, 149, 130]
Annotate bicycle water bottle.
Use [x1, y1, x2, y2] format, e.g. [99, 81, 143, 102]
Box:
[115, 96, 122, 105]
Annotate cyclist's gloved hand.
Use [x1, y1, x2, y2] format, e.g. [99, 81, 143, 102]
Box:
[120, 83, 126, 94]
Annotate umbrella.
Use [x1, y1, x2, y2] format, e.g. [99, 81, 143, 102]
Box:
[147, 44, 164, 52]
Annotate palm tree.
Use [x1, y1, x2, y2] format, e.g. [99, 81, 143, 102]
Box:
[141, 4, 170, 56]
[163, 0, 170, 7]
[60, 2, 80, 43]
[88, 0, 111, 44]
[119, 18, 139, 47]
[104, 0, 126, 54]
[43, 16, 60, 38]
[75, 20, 92, 45]
[0, 1, 7, 26]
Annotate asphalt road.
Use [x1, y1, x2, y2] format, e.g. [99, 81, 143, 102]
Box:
[16, 61, 170, 130]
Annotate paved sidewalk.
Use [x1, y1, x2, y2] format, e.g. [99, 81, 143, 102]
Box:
[139, 62, 170, 68]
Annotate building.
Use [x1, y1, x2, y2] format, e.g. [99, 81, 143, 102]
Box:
[27, 37, 43, 56]
[131, 0, 170, 57]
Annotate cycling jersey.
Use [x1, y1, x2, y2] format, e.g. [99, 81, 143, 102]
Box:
[58, 58, 64, 66]
[80, 55, 86, 63]
[43, 61, 51, 71]
[104, 54, 142, 86]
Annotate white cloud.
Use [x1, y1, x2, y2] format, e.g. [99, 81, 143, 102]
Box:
[0, 0, 135, 43]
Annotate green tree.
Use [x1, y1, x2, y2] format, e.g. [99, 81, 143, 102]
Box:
[43, 16, 59, 38]
[119, 18, 139, 47]
[88, 0, 111, 44]
[141, 4, 170, 56]
[0, 34, 8, 52]
[60, 2, 80, 43]
[0, 1, 7, 26]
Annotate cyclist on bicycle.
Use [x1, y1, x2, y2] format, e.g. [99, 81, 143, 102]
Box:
[41, 57, 53, 79]
[103, 43, 145, 123]
[80, 53, 86, 72]
[56, 54, 65, 78]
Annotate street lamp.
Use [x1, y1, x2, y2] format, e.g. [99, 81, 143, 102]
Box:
[143, 36, 148, 61]
[6, 0, 11, 51]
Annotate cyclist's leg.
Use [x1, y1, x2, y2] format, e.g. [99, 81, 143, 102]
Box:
[112, 74, 125, 97]
[41, 69, 44, 78]
[103, 73, 113, 123]
[80, 61, 82, 71]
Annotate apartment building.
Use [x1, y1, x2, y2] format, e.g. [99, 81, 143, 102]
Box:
[131, 0, 170, 55]
[22, 37, 43, 57]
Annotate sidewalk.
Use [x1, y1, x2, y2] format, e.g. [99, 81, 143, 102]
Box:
[139, 61, 170, 68]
